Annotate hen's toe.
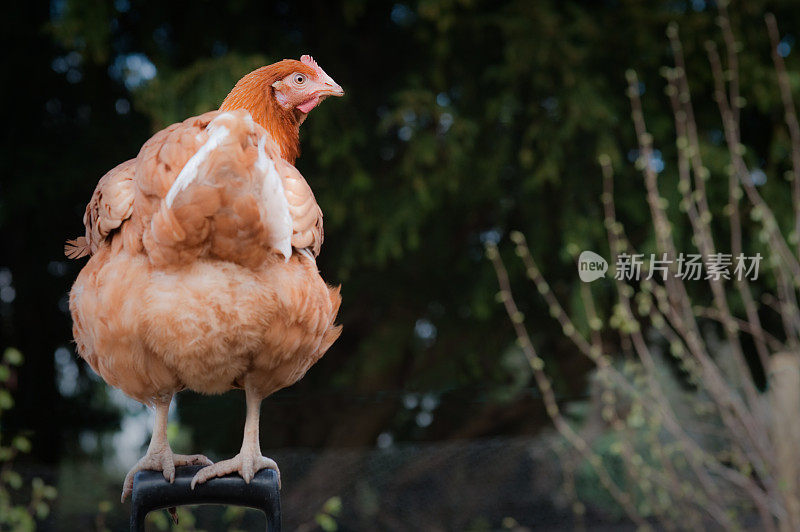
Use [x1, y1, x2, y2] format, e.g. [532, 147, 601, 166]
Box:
[190, 453, 280, 489]
[121, 451, 213, 502]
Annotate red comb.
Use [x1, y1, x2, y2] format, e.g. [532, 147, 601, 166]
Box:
[300, 55, 326, 79]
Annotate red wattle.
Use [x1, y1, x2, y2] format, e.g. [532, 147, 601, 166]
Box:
[296, 97, 319, 114]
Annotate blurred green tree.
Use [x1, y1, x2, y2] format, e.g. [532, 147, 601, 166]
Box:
[3, 0, 800, 467]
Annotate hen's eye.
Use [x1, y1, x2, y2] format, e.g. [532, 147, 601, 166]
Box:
[294, 74, 306, 84]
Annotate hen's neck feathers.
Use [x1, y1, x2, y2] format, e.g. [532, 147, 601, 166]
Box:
[219, 64, 303, 164]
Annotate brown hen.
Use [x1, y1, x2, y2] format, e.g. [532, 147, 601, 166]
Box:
[67, 56, 343, 501]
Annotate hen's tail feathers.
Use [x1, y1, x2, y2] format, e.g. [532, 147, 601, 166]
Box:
[318, 285, 343, 354]
[65, 237, 90, 259]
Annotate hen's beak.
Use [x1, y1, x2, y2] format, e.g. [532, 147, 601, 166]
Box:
[319, 81, 344, 98]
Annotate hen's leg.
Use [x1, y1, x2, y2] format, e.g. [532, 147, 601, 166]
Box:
[191, 382, 280, 489]
[121, 397, 213, 502]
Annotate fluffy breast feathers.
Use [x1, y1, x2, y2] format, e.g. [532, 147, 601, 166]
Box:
[66, 110, 324, 267]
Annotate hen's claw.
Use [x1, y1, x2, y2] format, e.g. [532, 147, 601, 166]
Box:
[190, 453, 280, 489]
[121, 451, 213, 502]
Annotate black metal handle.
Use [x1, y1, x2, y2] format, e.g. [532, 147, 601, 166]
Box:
[129, 465, 281, 531]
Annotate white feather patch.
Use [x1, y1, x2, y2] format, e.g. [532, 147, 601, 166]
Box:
[242, 113, 257, 133]
[256, 135, 293, 261]
[165, 117, 231, 208]
[297, 247, 316, 263]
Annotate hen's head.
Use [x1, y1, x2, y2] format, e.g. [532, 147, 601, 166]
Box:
[220, 55, 343, 162]
[220, 55, 344, 123]
[270, 55, 344, 116]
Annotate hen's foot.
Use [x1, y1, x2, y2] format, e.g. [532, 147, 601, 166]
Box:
[121, 450, 212, 502]
[190, 452, 280, 489]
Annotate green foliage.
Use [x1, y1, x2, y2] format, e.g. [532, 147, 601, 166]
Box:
[222, 505, 247, 532]
[134, 54, 270, 130]
[571, 360, 701, 520]
[47, 0, 114, 64]
[489, 5, 800, 525]
[315, 496, 343, 531]
[0, 349, 57, 531]
[7, 0, 800, 472]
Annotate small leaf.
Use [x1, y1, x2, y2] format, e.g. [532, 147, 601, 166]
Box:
[223, 506, 246, 521]
[0, 391, 14, 410]
[36, 501, 50, 519]
[0, 446, 13, 460]
[149, 510, 169, 530]
[3, 348, 23, 366]
[12, 437, 31, 454]
[315, 513, 338, 532]
[9, 508, 34, 531]
[322, 496, 342, 516]
[3, 471, 22, 489]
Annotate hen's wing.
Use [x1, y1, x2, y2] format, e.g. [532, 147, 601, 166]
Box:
[65, 159, 136, 258]
[67, 109, 325, 266]
[137, 110, 323, 267]
[277, 160, 324, 259]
